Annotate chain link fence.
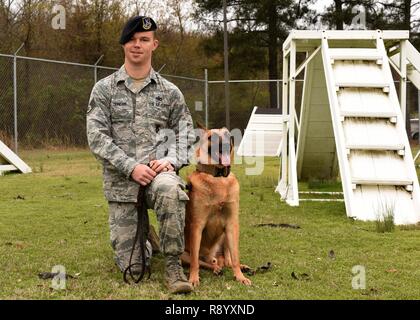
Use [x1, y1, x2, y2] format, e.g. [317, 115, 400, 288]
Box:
[16, 58, 94, 147]
[0, 54, 207, 153]
[207, 80, 306, 132]
[0, 55, 14, 147]
[408, 82, 420, 142]
[0, 53, 419, 155]
[161, 74, 207, 127]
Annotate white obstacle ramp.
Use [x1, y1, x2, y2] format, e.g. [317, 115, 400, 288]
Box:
[279, 30, 420, 225]
[237, 107, 285, 157]
[0, 140, 32, 175]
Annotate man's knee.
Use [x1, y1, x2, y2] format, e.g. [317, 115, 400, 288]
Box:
[152, 173, 181, 198]
[147, 172, 188, 207]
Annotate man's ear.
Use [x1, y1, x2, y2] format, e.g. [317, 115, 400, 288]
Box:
[153, 39, 159, 51]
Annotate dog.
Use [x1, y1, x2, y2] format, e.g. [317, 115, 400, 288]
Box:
[181, 126, 251, 287]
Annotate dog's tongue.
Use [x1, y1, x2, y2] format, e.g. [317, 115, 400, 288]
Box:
[220, 153, 230, 166]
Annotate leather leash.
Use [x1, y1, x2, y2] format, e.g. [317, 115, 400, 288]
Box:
[123, 184, 152, 284]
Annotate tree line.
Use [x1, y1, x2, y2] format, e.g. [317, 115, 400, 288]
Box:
[2, 0, 419, 83]
[0, 0, 419, 146]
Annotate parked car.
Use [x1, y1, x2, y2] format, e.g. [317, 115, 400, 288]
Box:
[411, 118, 419, 140]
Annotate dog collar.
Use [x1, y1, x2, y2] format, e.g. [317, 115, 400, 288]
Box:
[196, 163, 231, 177]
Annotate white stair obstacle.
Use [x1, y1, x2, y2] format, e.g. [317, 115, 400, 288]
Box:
[237, 107, 285, 157]
[277, 30, 420, 225]
[0, 140, 31, 175]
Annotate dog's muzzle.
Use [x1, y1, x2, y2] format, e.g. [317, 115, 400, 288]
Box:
[208, 133, 231, 166]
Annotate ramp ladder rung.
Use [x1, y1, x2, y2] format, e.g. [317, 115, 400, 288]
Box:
[336, 82, 390, 92]
[352, 178, 412, 186]
[340, 110, 397, 119]
[329, 48, 382, 61]
[0, 164, 18, 172]
[346, 144, 405, 151]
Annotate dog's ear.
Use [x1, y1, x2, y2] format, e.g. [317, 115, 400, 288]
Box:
[195, 120, 207, 131]
[193, 127, 208, 160]
[193, 134, 202, 158]
[230, 135, 235, 164]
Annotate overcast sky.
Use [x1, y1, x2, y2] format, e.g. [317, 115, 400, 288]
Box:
[129, 0, 419, 32]
[310, 0, 332, 12]
[129, 0, 334, 32]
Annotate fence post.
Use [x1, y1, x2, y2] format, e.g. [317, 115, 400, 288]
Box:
[277, 80, 280, 109]
[94, 55, 104, 84]
[13, 43, 24, 154]
[204, 68, 209, 128]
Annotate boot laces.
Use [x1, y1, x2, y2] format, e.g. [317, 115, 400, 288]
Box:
[167, 258, 184, 280]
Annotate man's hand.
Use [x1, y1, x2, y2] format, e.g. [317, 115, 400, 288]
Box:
[149, 159, 175, 173]
[131, 164, 157, 186]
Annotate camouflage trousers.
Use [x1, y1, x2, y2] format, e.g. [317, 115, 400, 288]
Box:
[108, 172, 189, 273]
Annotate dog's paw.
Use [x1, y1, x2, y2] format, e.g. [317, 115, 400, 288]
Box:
[212, 265, 223, 276]
[240, 264, 252, 273]
[235, 274, 252, 286]
[210, 259, 223, 276]
[189, 274, 200, 287]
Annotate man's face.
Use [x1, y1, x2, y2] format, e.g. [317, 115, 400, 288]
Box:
[123, 31, 159, 65]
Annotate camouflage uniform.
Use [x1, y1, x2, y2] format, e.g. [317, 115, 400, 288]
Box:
[86, 66, 195, 272]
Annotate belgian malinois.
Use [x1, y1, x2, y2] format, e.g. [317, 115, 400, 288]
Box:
[181, 127, 251, 287]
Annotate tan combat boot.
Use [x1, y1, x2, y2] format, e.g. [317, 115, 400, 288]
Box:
[165, 255, 193, 294]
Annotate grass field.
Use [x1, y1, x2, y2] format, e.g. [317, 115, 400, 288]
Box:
[0, 148, 419, 300]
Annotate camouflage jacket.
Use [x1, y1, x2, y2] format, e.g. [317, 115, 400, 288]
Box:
[86, 66, 195, 202]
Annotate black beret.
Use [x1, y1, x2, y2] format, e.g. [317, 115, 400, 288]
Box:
[119, 16, 157, 45]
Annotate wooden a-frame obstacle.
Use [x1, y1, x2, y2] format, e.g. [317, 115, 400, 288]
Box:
[277, 30, 420, 225]
[0, 140, 31, 175]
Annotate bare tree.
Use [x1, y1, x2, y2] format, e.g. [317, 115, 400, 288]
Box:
[169, 0, 187, 74]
